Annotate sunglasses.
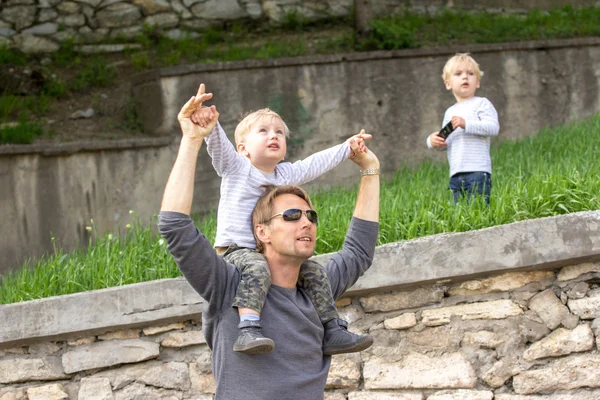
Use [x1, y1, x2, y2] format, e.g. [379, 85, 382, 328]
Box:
[268, 208, 319, 225]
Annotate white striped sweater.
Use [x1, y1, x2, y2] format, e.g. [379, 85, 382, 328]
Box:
[427, 96, 500, 177]
[205, 122, 350, 248]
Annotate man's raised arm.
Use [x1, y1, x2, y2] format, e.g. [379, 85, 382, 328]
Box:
[349, 136, 380, 223]
[326, 135, 380, 299]
[159, 85, 236, 316]
[161, 83, 218, 214]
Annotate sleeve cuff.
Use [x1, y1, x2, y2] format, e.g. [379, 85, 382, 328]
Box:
[348, 217, 379, 248]
[158, 211, 192, 226]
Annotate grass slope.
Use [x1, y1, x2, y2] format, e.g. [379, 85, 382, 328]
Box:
[1, 114, 598, 304]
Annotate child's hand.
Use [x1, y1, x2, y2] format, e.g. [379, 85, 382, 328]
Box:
[429, 132, 448, 148]
[451, 116, 466, 129]
[191, 105, 217, 128]
[348, 129, 372, 158]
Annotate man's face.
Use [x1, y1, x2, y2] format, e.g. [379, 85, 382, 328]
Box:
[261, 194, 317, 261]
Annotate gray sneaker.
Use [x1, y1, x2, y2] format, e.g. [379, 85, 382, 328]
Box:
[233, 320, 275, 354]
[322, 318, 373, 356]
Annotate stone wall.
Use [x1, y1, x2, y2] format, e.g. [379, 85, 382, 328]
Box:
[1, 211, 600, 399]
[0, 0, 349, 54]
[1, 0, 597, 54]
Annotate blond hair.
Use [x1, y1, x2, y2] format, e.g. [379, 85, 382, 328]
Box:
[234, 108, 290, 149]
[442, 53, 484, 83]
[251, 184, 314, 253]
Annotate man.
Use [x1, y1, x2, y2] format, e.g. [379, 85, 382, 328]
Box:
[158, 86, 380, 399]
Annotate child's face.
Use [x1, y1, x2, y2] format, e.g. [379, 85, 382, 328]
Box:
[238, 115, 287, 168]
[445, 61, 480, 102]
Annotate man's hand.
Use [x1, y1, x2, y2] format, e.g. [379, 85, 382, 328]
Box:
[349, 130, 379, 170]
[349, 130, 379, 223]
[451, 116, 466, 129]
[161, 83, 219, 214]
[178, 83, 219, 142]
[429, 132, 448, 148]
[347, 129, 371, 159]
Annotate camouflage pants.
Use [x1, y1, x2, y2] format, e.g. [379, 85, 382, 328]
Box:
[223, 245, 339, 323]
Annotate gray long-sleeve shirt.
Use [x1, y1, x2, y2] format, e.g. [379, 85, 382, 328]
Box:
[158, 211, 378, 400]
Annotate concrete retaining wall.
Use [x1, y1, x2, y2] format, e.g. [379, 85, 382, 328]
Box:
[1, 211, 600, 399]
[3, 38, 600, 275]
[0, 138, 175, 275]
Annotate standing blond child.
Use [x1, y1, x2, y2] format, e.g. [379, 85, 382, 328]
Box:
[427, 53, 500, 204]
[191, 84, 375, 356]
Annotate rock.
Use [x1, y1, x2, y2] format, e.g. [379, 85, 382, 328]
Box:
[513, 353, 600, 394]
[326, 355, 361, 389]
[77, 378, 113, 400]
[0, 357, 68, 384]
[384, 313, 417, 330]
[69, 108, 94, 119]
[364, 352, 476, 389]
[161, 330, 206, 347]
[448, 271, 553, 296]
[557, 262, 600, 281]
[568, 292, 600, 319]
[523, 323, 594, 361]
[422, 300, 523, 327]
[427, 389, 493, 400]
[61, 339, 159, 374]
[26, 384, 68, 400]
[360, 287, 444, 313]
[143, 322, 186, 336]
[528, 289, 570, 329]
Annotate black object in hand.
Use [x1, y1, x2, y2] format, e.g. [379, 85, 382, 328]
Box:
[438, 121, 455, 139]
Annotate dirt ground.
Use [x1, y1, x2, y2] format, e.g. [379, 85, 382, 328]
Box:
[9, 27, 356, 146]
[35, 56, 143, 144]
[1, 50, 173, 147]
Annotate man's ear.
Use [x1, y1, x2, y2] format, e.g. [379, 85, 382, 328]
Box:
[255, 224, 271, 245]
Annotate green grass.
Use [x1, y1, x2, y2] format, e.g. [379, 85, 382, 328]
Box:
[0, 44, 28, 65]
[1, 114, 599, 304]
[136, 5, 600, 64]
[360, 5, 600, 50]
[0, 95, 54, 143]
[0, 121, 46, 144]
[0, 95, 51, 121]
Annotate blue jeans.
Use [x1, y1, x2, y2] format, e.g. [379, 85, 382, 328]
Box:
[449, 171, 492, 205]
